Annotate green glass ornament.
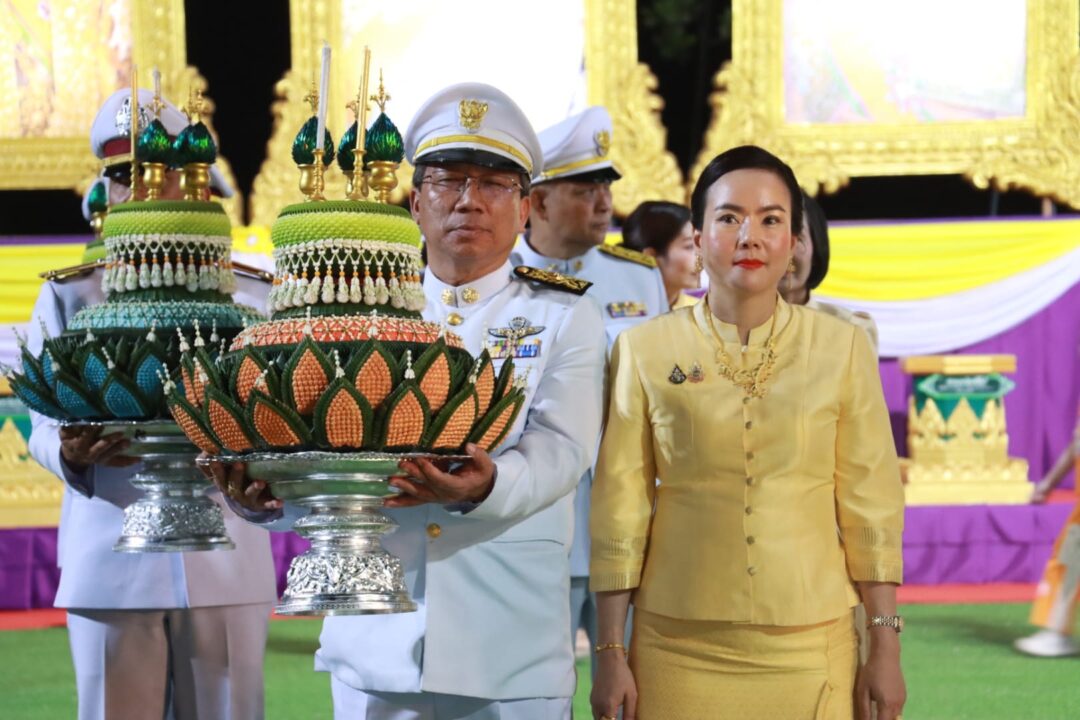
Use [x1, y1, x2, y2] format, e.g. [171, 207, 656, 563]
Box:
[87, 180, 109, 214]
[365, 113, 404, 163]
[292, 117, 335, 167]
[137, 119, 173, 164]
[337, 121, 359, 172]
[172, 122, 217, 165]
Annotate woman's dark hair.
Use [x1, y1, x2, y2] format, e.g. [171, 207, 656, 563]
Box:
[621, 201, 692, 256]
[690, 145, 803, 238]
[803, 192, 830, 291]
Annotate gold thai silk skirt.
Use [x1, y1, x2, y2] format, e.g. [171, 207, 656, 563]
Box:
[630, 607, 857, 719]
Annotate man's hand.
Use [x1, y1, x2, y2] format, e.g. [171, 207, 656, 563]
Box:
[199, 454, 282, 512]
[387, 443, 496, 508]
[59, 426, 138, 472]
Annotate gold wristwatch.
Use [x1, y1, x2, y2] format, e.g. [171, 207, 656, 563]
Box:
[867, 615, 904, 633]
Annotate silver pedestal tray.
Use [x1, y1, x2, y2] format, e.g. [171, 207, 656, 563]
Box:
[222, 451, 465, 616]
[64, 420, 234, 553]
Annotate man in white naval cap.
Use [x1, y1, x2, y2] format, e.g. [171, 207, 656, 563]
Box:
[216, 82, 606, 719]
[512, 107, 666, 680]
[27, 87, 275, 720]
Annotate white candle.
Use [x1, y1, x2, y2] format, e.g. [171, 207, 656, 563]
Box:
[152, 67, 161, 99]
[316, 42, 331, 154]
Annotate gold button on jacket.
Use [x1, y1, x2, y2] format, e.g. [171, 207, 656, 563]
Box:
[426, 523, 442, 539]
[590, 299, 904, 626]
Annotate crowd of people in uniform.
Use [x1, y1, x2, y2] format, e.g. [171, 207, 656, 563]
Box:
[58, 73, 1080, 720]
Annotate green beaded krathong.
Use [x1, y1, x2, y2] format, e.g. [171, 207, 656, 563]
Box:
[173, 122, 217, 165]
[293, 117, 335, 166]
[337, 121, 359, 172]
[364, 112, 404, 163]
[137, 119, 174, 164]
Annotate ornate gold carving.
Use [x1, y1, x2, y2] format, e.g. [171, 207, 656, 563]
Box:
[584, 0, 685, 214]
[458, 100, 489, 132]
[251, 0, 683, 226]
[908, 397, 1011, 468]
[694, 0, 1080, 206]
[0, 419, 63, 529]
[0, 0, 241, 224]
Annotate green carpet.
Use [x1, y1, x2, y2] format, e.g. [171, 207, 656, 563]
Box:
[2, 604, 1079, 719]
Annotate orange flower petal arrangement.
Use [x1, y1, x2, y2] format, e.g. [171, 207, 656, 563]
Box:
[165, 54, 527, 615]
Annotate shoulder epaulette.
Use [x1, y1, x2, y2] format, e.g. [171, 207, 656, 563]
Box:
[513, 266, 592, 295]
[598, 243, 657, 268]
[39, 260, 104, 283]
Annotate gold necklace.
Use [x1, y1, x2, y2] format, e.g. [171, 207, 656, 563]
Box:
[706, 307, 779, 398]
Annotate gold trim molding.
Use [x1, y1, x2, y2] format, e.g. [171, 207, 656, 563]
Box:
[1, 0, 241, 224]
[693, 0, 1080, 206]
[250, 0, 684, 227]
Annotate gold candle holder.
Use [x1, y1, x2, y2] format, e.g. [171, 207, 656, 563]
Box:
[307, 149, 327, 201]
[368, 160, 398, 204]
[344, 165, 370, 201]
[181, 162, 211, 201]
[298, 164, 317, 199]
[142, 162, 167, 200]
[89, 211, 106, 240]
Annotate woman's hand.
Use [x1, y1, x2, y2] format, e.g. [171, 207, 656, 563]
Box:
[855, 631, 906, 720]
[591, 650, 637, 720]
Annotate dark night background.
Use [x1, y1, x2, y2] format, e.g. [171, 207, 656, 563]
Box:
[0, 0, 1052, 234]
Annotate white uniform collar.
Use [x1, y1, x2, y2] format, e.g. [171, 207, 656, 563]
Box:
[423, 260, 514, 308]
[515, 236, 596, 277]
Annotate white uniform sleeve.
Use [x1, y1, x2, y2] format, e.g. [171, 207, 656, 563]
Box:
[25, 283, 98, 497]
[467, 295, 606, 522]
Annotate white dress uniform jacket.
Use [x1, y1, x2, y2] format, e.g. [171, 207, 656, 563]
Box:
[313, 260, 606, 700]
[511, 239, 665, 577]
[27, 271, 276, 610]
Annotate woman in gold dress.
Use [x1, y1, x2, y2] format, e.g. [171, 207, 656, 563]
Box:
[589, 146, 906, 720]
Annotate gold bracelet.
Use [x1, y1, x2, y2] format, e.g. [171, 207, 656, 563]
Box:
[595, 642, 626, 654]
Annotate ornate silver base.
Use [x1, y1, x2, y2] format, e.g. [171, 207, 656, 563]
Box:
[65, 420, 234, 553]
[239, 452, 465, 616]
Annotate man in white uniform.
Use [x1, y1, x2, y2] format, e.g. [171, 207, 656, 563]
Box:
[220, 83, 607, 720]
[512, 107, 666, 672]
[27, 88, 276, 720]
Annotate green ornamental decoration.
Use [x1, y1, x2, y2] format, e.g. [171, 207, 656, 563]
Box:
[87, 180, 109, 214]
[364, 112, 404, 163]
[137, 118, 174, 164]
[337, 121, 359, 172]
[172, 122, 217, 165]
[292, 116, 335, 167]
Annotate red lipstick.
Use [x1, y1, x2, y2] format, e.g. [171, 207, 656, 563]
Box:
[735, 259, 764, 269]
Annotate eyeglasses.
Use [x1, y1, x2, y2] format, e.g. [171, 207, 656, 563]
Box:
[420, 173, 522, 203]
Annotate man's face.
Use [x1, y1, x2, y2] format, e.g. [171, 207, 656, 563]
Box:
[410, 162, 530, 269]
[533, 180, 613, 247]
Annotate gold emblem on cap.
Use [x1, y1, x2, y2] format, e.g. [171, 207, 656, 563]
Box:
[462, 287, 479, 304]
[459, 99, 489, 133]
[440, 289, 454, 305]
[594, 130, 611, 157]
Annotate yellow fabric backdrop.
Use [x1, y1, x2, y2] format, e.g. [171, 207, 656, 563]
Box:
[3, 218, 1078, 323]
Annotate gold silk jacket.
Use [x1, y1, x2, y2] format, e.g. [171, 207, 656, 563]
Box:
[590, 298, 904, 626]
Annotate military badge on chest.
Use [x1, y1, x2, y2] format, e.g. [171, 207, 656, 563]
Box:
[607, 301, 648, 319]
[488, 316, 544, 359]
[669, 361, 705, 385]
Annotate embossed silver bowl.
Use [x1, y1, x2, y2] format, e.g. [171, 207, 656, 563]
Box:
[63, 419, 234, 553]
[212, 451, 466, 616]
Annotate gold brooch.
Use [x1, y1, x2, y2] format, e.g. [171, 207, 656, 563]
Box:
[462, 287, 479, 304]
[458, 99, 489, 132]
[668, 365, 687, 384]
[440, 289, 454, 305]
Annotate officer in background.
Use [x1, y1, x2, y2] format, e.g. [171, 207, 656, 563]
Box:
[512, 107, 667, 676]
[27, 87, 275, 720]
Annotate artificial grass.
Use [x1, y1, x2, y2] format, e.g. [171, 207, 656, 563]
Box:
[1, 604, 1079, 719]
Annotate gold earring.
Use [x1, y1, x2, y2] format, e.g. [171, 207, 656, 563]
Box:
[787, 258, 796, 273]
[694, 253, 704, 273]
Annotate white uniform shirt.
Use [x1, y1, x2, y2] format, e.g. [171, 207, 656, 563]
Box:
[26, 271, 277, 609]
[512, 239, 666, 576]
[313, 260, 606, 700]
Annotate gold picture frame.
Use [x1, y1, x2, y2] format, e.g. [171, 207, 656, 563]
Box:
[0, 0, 241, 222]
[693, 0, 1080, 205]
[249, 0, 684, 227]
